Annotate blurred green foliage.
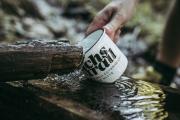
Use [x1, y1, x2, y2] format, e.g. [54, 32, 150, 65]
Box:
[57, 0, 172, 44]
[0, 0, 173, 44]
[128, 2, 166, 44]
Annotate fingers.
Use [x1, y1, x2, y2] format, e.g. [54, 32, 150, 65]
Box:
[86, 1, 127, 42]
[114, 29, 121, 43]
[104, 27, 121, 43]
[104, 11, 125, 38]
[87, 10, 123, 43]
[86, 10, 110, 36]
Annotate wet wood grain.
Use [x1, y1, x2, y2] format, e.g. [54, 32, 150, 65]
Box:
[0, 40, 83, 82]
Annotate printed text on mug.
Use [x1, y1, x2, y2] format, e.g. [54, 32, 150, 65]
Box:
[83, 46, 117, 76]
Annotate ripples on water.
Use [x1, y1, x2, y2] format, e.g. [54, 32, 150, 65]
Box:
[114, 77, 168, 120]
[44, 71, 168, 120]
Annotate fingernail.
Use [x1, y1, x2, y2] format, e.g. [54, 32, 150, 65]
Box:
[103, 26, 111, 34]
[104, 25, 111, 31]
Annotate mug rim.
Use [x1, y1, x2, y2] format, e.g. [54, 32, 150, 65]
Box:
[82, 29, 105, 54]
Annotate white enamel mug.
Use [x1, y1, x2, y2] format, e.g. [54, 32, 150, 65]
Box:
[79, 29, 128, 83]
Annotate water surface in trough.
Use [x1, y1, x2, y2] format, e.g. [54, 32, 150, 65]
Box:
[45, 71, 168, 120]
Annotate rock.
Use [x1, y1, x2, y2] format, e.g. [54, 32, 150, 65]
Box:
[31, 0, 60, 19]
[62, 1, 92, 21]
[22, 18, 53, 39]
[0, 0, 44, 19]
[117, 27, 148, 57]
[45, 16, 68, 38]
[0, 0, 23, 16]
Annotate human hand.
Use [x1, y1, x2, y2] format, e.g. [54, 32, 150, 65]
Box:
[86, 0, 137, 42]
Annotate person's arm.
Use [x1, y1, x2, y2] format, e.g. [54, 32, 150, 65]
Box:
[86, 0, 138, 42]
[157, 0, 180, 68]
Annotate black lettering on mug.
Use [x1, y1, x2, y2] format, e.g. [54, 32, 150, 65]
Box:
[83, 46, 117, 76]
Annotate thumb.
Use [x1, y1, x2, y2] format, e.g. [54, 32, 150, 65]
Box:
[104, 12, 125, 39]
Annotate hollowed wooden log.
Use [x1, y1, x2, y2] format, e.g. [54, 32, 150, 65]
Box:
[0, 40, 83, 82]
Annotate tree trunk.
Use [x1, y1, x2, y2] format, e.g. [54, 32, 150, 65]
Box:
[0, 40, 83, 82]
